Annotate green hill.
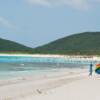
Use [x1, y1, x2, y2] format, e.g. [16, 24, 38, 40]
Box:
[0, 38, 33, 53]
[33, 32, 100, 55]
[0, 32, 100, 55]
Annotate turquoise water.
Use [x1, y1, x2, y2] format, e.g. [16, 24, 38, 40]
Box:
[0, 56, 94, 64]
[0, 56, 67, 63]
[0, 56, 87, 79]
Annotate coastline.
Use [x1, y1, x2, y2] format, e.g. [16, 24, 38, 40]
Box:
[0, 53, 98, 57]
[0, 53, 100, 64]
[0, 69, 88, 100]
[0, 53, 99, 100]
[0, 53, 100, 61]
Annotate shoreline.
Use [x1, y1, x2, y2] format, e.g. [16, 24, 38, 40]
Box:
[0, 54, 99, 100]
[0, 53, 98, 57]
[0, 68, 87, 85]
[0, 53, 99, 61]
[0, 62, 99, 100]
[0, 53, 100, 64]
[0, 69, 88, 100]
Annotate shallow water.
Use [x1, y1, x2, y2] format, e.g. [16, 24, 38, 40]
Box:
[0, 56, 88, 79]
[0, 62, 87, 79]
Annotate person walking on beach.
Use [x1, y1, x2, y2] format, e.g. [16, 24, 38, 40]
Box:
[89, 63, 93, 76]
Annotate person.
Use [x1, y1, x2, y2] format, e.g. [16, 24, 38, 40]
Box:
[89, 63, 93, 76]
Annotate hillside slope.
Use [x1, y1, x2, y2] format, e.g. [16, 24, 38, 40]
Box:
[33, 32, 100, 55]
[0, 38, 33, 53]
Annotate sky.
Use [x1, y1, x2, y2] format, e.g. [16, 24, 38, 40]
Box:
[0, 0, 100, 48]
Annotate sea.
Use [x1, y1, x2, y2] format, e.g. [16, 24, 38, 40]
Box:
[0, 56, 88, 80]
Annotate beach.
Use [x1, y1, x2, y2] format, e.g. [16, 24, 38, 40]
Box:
[0, 69, 88, 100]
[1, 1, 100, 99]
[0, 71, 99, 100]
[20, 75, 100, 100]
[0, 54, 99, 100]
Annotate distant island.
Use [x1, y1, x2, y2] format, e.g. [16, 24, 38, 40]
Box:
[0, 32, 100, 55]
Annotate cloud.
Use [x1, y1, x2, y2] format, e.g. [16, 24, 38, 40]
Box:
[27, 0, 51, 6]
[27, 0, 100, 10]
[0, 17, 15, 29]
[27, 0, 90, 9]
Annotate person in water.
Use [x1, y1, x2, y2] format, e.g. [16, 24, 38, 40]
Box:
[89, 63, 93, 76]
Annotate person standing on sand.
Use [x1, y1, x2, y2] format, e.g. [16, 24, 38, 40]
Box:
[89, 63, 93, 76]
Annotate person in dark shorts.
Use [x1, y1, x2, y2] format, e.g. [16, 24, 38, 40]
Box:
[89, 63, 93, 76]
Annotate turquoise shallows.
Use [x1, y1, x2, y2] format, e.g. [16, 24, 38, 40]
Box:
[0, 56, 98, 64]
[0, 56, 90, 79]
[0, 56, 65, 63]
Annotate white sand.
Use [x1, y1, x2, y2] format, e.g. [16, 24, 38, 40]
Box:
[21, 75, 100, 100]
[0, 70, 87, 100]
[0, 53, 99, 59]
[1, 73, 100, 100]
[0, 54, 100, 100]
[0, 69, 99, 100]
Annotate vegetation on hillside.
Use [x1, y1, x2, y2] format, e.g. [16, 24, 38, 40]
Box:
[0, 32, 100, 55]
[0, 38, 33, 53]
[33, 32, 100, 55]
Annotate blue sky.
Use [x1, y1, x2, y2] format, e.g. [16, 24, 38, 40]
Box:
[0, 0, 100, 48]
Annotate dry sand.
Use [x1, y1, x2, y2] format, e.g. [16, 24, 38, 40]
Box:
[20, 75, 100, 100]
[0, 70, 88, 100]
[0, 69, 99, 100]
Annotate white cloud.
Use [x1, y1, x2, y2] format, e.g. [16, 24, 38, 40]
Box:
[27, 0, 90, 9]
[0, 17, 15, 29]
[27, 0, 51, 6]
[27, 0, 100, 10]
